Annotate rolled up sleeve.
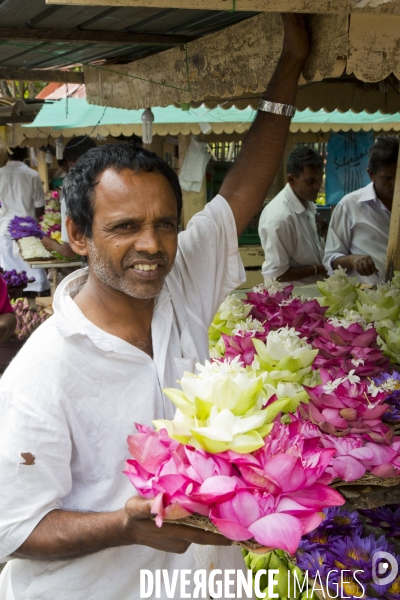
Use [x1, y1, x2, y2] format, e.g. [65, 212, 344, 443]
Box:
[175, 195, 246, 326]
[0, 393, 72, 561]
[323, 203, 352, 274]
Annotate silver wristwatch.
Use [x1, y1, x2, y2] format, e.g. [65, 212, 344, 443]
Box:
[258, 99, 296, 118]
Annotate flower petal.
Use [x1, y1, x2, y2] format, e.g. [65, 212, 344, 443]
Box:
[248, 513, 303, 554]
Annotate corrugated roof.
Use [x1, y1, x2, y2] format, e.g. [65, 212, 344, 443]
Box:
[0, 0, 257, 69]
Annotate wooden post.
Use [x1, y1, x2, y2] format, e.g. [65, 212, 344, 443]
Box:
[385, 151, 400, 281]
[37, 150, 49, 192]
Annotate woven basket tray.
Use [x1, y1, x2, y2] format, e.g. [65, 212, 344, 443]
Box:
[165, 514, 267, 553]
[331, 473, 400, 508]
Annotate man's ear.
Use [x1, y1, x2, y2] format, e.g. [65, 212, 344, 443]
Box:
[367, 168, 375, 183]
[66, 216, 89, 256]
[287, 174, 295, 186]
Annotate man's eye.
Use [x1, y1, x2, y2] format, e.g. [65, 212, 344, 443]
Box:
[159, 222, 175, 228]
[116, 223, 135, 230]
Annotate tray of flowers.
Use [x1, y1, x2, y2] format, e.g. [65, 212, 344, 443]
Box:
[122, 271, 400, 599]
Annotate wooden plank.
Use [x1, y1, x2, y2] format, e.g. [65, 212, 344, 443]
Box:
[85, 13, 348, 109]
[0, 26, 194, 45]
[0, 67, 84, 83]
[348, 14, 400, 82]
[385, 150, 400, 281]
[237, 269, 263, 290]
[239, 245, 264, 268]
[46, 0, 400, 14]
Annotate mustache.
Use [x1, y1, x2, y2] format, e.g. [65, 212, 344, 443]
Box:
[122, 251, 170, 268]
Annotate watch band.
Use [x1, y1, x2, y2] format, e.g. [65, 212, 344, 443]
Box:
[258, 99, 296, 118]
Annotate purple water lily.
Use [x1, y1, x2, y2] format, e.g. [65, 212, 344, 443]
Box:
[359, 505, 400, 538]
[8, 215, 44, 240]
[0, 268, 35, 288]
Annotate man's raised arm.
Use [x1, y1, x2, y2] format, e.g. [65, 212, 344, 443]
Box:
[220, 14, 310, 236]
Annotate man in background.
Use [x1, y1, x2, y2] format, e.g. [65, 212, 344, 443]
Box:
[42, 136, 96, 259]
[323, 136, 398, 284]
[0, 147, 49, 293]
[258, 145, 327, 284]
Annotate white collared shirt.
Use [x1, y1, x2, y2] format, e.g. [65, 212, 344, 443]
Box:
[0, 195, 246, 600]
[323, 182, 391, 285]
[0, 161, 45, 234]
[258, 183, 325, 284]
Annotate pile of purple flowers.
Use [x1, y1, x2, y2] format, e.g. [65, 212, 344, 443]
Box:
[0, 268, 34, 288]
[296, 507, 400, 599]
[360, 505, 400, 538]
[373, 373, 400, 425]
[8, 215, 43, 240]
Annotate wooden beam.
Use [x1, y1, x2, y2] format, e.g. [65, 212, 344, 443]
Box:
[0, 26, 194, 46]
[0, 67, 84, 83]
[85, 13, 348, 109]
[385, 151, 400, 281]
[46, 0, 400, 14]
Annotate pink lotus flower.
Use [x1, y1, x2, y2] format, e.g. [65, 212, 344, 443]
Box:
[221, 331, 265, 366]
[319, 434, 400, 481]
[287, 413, 400, 482]
[124, 421, 344, 554]
[246, 294, 326, 340]
[312, 322, 389, 377]
[303, 368, 391, 442]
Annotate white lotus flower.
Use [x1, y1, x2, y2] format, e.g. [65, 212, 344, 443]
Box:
[328, 309, 372, 330]
[253, 327, 318, 386]
[157, 356, 289, 454]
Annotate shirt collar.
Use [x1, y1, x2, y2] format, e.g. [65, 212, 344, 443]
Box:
[357, 182, 378, 203]
[53, 267, 170, 358]
[284, 183, 316, 214]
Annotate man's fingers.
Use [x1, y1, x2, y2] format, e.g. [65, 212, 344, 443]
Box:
[125, 496, 153, 520]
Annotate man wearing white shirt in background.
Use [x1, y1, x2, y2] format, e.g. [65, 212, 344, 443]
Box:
[323, 136, 399, 285]
[0, 147, 49, 293]
[258, 146, 327, 285]
[41, 136, 97, 259]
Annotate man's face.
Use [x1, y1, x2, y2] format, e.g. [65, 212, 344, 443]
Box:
[81, 168, 178, 300]
[287, 166, 323, 204]
[368, 164, 397, 205]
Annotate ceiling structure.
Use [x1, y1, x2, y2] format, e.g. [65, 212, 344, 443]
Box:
[0, 0, 398, 113]
[0, 0, 256, 74]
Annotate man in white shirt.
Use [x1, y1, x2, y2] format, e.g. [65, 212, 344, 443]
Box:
[258, 146, 327, 285]
[42, 136, 97, 259]
[0, 14, 310, 600]
[323, 136, 399, 285]
[0, 147, 49, 292]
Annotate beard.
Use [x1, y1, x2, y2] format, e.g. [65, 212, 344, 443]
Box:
[87, 238, 173, 300]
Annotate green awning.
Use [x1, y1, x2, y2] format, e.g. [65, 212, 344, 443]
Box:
[22, 98, 400, 137]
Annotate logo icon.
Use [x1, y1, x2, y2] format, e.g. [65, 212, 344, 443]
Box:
[372, 552, 398, 586]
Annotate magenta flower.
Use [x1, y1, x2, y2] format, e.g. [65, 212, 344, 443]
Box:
[312, 321, 389, 377]
[246, 293, 326, 340]
[124, 420, 344, 554]
[221, 331, 265, 366]
[303, 368, 391, 442]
